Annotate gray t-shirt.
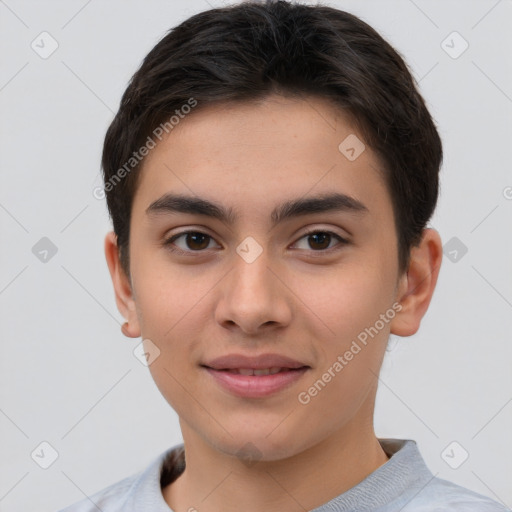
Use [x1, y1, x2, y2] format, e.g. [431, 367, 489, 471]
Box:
[58, 438, 510, 511]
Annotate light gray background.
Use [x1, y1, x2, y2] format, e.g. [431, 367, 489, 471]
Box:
[1, 1, 511, 511]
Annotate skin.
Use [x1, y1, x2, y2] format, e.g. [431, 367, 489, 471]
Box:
[105, 94, 442, 512]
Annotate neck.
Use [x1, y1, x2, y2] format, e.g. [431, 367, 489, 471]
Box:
[163, 421, 389, 512]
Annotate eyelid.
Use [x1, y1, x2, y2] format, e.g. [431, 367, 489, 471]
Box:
[297, 226, 350, 244]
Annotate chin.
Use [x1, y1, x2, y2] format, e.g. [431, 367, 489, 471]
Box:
[207, 429, 311, 464]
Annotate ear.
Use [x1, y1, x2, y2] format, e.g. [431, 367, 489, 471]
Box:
[104, 231, 141, 338]
[390, 228, 443, 337]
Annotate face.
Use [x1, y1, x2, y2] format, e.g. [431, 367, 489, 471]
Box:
[120, 95, 407, 461]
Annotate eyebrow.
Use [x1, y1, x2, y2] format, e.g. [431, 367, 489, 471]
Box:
[145, 192, 369, 228]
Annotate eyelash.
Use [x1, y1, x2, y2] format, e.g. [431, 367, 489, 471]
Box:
[163, 229, 349, 256]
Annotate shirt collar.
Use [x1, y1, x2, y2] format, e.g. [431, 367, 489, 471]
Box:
[129, 438, 433, 512]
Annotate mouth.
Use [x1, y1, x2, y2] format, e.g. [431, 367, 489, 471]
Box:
[201, 358, 311, 398]
[200, 353, 311, 397]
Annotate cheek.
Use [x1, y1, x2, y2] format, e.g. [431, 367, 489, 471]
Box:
[131, 263, 213, 380]
[132, 247, 212, 337]
[292, 259, 394, 340]
[295, 269, 393, 425]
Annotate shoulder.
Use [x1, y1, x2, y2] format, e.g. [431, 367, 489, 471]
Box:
[375, 438, 509, 512]
[56, 471, 140, 512]
[55, 444, 184, 512]
[397, 475, 510, 512]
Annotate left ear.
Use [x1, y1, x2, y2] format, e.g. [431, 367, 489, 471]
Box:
[390, 228, 443, 337]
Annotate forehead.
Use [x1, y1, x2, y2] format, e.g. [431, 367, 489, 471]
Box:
[131, 95, 391, 224]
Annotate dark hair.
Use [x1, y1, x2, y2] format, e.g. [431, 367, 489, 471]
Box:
[101, 0, 442, 278]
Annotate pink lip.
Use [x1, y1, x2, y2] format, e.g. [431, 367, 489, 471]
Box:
[204, 367, 309, 398]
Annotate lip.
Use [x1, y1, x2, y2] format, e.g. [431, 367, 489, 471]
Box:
[203, 366, 310, 398]
[203, 353, 308, 370]
[201, 353, 311, 398]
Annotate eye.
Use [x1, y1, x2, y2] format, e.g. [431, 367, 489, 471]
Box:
[163, 229, 349, 255]
[293, 230, 348, 252]
[164, 231, 220, 254]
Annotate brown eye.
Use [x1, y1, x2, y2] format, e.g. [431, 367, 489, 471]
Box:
[164, 231, 218, 253]
[183, 232, 211, 250]
[294, 230, 348, 252]
[164, 229, 348, 256]
[307, 232, 331, 250]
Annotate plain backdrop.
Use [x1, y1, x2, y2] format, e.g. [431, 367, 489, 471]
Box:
[1, 1, 511, 511]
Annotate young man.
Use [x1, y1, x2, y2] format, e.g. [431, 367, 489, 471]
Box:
[60, 1, 508, 511]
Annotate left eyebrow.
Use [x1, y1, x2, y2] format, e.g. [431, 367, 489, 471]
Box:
[145, 192, 369, 229]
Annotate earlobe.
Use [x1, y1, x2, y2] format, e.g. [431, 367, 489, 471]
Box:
[121, 321, 138, 338]
[390, 228, 443, 337]
[104, 231, 141, 338]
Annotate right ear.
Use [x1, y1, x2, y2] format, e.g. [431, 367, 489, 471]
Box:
[104, 231, 141, 338]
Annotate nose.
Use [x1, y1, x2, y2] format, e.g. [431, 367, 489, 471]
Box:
[214, 247, 293, 336]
